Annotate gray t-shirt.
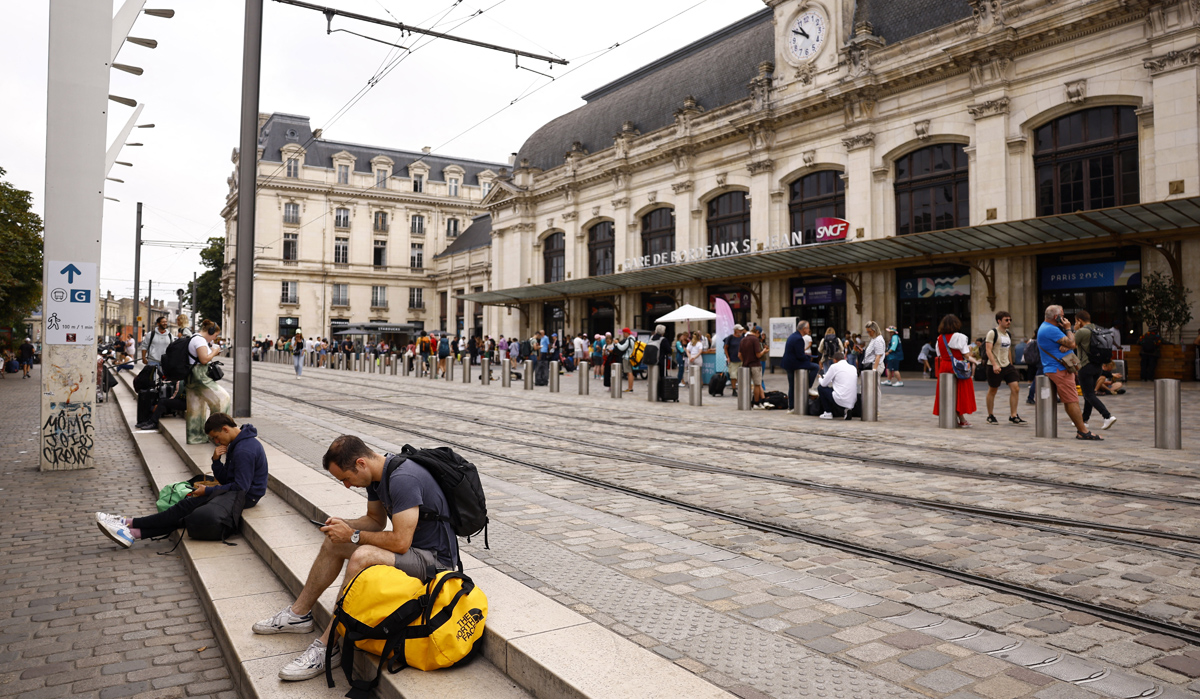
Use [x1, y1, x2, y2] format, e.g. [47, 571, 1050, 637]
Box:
[366, 456, 457, 568]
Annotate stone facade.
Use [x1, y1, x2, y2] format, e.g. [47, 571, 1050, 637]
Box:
[220, 113, 506, 342]
[483, 0, 1200, 354]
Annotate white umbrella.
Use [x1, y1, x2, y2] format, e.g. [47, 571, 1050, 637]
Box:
[655, 304, 717, 323]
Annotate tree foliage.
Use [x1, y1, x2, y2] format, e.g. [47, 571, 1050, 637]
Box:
[1133, 271, 1193, 343]
[183, 236, 224, 324]
[0, 167, 44, 334]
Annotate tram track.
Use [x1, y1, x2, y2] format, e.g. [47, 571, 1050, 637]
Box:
[252, 382, 1200, 648]
[259, 363, 1200, 508]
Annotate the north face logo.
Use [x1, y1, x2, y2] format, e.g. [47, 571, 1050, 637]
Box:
[456, 608, 483, 641]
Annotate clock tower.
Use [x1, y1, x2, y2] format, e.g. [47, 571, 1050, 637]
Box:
[769, 0, 853, 92]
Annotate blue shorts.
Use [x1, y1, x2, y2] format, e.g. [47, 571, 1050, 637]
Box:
[885, 357, 901, 371]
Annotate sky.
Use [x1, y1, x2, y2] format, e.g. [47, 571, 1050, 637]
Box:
[2, 0, 765, 304]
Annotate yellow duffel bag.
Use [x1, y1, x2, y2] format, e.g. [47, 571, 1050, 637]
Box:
[325, 565, 488, 698]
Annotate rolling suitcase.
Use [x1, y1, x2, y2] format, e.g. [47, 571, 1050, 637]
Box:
[658, 377, 680, 402]
[136, 389, 159, 424]
[708, 372, 728, 396]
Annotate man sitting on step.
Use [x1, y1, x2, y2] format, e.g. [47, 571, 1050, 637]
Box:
[255, 434, 458, 682]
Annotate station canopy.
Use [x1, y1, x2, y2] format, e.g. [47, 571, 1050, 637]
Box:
[460, 197, 1200, 305]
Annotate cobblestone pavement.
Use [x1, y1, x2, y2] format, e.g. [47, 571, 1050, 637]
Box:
[0, 366, 236, 699]
[243, 361, 1200, 697]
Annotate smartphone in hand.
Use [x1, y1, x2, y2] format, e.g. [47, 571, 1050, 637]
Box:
[309, 518, 327, 528]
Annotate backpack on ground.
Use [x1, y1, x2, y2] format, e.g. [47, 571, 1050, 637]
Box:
[156, 481, 194, 512]
[389, 446, 489, 557]
[160, 336, 194, 382]
[762, 390, 788, 410]
[185, 489, 245, 544]
[709, 371, 728, 396]
[326, 566, 487, 699]
[133, 364, 161, 392]
[1087, 326, 1119, 365]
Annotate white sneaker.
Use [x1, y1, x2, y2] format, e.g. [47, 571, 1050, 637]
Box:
[819, 412, 833, 420]
[279, 639, 339, 681]
[880, 380, 892, 386]
[892, 381, 904, 387]
[1101, 415, 1117, 430]
[253, 605, 314, 635]
[96, 512, 133, 548]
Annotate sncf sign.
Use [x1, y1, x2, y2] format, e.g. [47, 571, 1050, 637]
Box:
[815, 217, 850, 242]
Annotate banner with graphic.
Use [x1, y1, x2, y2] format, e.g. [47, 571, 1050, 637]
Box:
[713, 298, 734, 374]
[1040, 260, 1141, 290]
[898, 274, 971, 300]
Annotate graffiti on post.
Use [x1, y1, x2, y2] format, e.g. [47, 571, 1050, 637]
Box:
[42, 402, 94, 468]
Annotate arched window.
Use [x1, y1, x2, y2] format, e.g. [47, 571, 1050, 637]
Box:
[1035, 106, 1138, 216]
[895, 144, 969, 235]
[588, 222, 614, 276]
[543, 232, 565, 283]
[707, 192, 749, 251]
[789, 171, 845, 245]
[641, 208, 675, 263]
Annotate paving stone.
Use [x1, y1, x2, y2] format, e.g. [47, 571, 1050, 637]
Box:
[1024, 619, 1071, 634]
[737, 603, 785, 619]
[899, 649, 955, 670]
[971, 675, 1035, 699]
[1156, 654, 1200, 678]
[1091, 640, 1164, 667]
[915, 668, 974, 693]
[1136, 633, 1186, 651]
[783, 623, 836, 641]
[882, 631, 938, 649]
[693, 587, 737, 601]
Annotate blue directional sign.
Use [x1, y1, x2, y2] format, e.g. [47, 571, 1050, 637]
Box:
[60, 264, 82, 283]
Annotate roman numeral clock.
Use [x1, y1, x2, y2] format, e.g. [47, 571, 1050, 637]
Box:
[788, 9, 827, 62]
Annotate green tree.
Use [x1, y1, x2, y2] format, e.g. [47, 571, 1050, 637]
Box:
[0, 167, 44, 333]
[1133, 271, 1193, 342]
[183, 235, 224, 324]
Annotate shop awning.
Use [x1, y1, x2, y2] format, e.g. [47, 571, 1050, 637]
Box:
[460, 197, 1200, 305]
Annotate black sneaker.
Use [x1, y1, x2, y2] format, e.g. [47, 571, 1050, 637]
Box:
[731, 389, 738, 397]
[1009, 415, 1027, 425]
[986, 415, 999, 425]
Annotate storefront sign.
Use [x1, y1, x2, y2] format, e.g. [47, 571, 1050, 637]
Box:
[814, 217, 850, 242]
[1040, 260, 1140, 290]
[624, 218, 853, 271]
[709, 291, 751, 310]
[768, 317, 798, 358]
[792, 282, 846, 306]
[898, 275, 971, 299]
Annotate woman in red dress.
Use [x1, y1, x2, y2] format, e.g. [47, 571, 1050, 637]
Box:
[932, 314, 979, 427]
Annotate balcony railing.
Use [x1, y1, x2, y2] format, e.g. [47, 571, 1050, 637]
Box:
[371, 302, 388, 310]
[374, 224, 389, 233]
[408, 302, 425, 310]
[280, 296, 298, 305]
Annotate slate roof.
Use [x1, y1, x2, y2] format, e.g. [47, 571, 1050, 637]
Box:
[854, 0, 972, 45]
[515, 9, 774, 172]
[258, 113, 507, 185]
[434, 214, 492, 259]
[514, 3, 976, 172]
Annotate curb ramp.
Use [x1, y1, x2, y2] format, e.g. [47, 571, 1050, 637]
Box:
[111, 375, 732, 699]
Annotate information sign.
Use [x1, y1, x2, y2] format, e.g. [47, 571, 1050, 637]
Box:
[45, 261, 97, 345]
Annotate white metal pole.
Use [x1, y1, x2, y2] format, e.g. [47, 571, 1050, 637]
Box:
[40, 0, 113, 471]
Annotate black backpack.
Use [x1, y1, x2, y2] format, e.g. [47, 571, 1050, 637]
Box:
[133, 364, 161, 392]
[1023, 337, 1040, 366]
[1087, 326, 1119, 365]
[642, 338, 661, 367]
[185, 490, 245, 544]
[385, 446, 489, 566]
[709, 371, 728, 396]
[160, 337, 195, 382]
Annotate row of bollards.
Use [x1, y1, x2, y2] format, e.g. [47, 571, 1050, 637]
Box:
[267, 349, 1182, 448]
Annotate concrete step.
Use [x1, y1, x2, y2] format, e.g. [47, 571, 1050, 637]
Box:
[110, 377, 529, 699]
[113, 374, 732, 699]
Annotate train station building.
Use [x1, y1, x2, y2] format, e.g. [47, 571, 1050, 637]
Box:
[469, 0, 1200, 365]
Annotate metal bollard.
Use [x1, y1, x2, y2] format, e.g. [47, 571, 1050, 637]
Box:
[737, 367, 752, 410]
[391, 357, 397, 375]
[369, 355, 376, 373]
[860, 369, 879, 422]
[1155, 379, 1182, 450]
[462, 357, 471, 384]
[501, 358, 511, 387]
[937, 373, 957, 429]
[688, 365, 702, 406]
[1035, 374, 1056, 439]
[481, 358, 491, 386]
[429, 357, 438, 380]
[647, 364, 660, 402]
[578, 361, 589, 395]
[549, 361, 560, 392]
[446, 356, 455, 382]
[524, 360, 534, 390]
[611, 364, 622, 399]
[794, 369, 809, 416]
[402, 357, 410, 376]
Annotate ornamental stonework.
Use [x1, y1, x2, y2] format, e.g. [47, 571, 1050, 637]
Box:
[1144, 46, 1200, 75]
[842, 133, 875, 151]
[967, 97, 1010, 119]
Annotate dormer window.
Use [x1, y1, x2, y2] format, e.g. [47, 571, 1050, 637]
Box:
[448, 178, 460, 197]
[481, 181, 492, 197]
[375, 169, 388, 188]
[286, 158, 300, 178]
[337, 164, 349, 184]
[413, 175, 424, 193]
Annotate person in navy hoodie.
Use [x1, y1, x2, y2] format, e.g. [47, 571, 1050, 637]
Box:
[95, 413, 269, 548]
[781, 320, 820, 413]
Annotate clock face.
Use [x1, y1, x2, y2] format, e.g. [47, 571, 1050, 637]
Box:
[788, 10, 826, 62]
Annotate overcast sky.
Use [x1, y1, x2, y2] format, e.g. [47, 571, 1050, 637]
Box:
[2, 0, 764, 303]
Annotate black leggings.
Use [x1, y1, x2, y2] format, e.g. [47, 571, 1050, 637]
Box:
[131, 492, 213, 539]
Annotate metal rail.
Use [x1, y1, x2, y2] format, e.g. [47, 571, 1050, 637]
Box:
[250, 385, 1200, 647]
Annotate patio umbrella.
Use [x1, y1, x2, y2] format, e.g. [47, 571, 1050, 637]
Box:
[655, 304, 716, 323]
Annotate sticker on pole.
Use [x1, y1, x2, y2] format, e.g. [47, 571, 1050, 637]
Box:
[45, 261, 97, 345]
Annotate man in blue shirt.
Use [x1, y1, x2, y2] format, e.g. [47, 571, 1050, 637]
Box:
[1036, 305, 1099, 440]
[781, 320, 819, 412]
[535, 330, 550, 385]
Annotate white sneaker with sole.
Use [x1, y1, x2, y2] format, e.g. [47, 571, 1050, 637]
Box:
[1101, 415, 1117, 430]
[253, 605, 314, 635]
[819, 412, 833, 420]
[892, 381, 904, 387]
[96, 512, 133, 549]
[880, 380, 892, 386]
[279, 639, 339, 681]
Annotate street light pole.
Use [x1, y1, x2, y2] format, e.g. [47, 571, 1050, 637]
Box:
[192, 271, 197, 333]
[133, 201, 142, 341]
[233, 0, 263, 417]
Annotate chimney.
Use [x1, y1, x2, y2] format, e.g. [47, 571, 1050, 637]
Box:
[508, 153, 517, 166]
[422, 146, 432, 154]
[313, 128, 323, 139]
